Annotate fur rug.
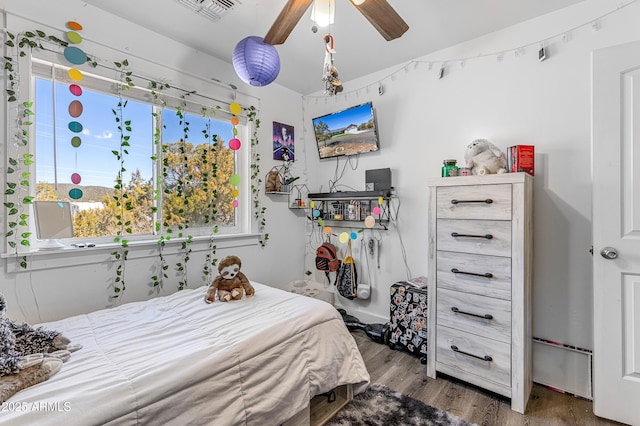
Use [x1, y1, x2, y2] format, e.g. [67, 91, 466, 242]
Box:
[327, 383, 476, 426]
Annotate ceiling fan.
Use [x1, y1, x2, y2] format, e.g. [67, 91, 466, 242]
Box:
[263, 0, 409, 45]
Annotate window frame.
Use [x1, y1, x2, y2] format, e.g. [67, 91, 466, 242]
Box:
[26, 57, 252, 248]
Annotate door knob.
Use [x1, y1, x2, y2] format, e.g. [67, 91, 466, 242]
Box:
[600, 247, 618, 259]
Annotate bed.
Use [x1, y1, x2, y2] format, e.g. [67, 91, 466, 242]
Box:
[2, 282, 370, 425]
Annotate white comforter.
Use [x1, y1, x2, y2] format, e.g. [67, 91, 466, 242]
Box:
[2, 283, 370, 425]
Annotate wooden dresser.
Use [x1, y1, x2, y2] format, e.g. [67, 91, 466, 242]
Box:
[426, 173, 533, 413]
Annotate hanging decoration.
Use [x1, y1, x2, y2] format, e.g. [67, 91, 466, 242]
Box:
[228, 101, 243, 209]
[303, 0, 638, 103]
[322, 34, 343, 95]
[232, 36, 280, 87]
[64, 20, 86, 201]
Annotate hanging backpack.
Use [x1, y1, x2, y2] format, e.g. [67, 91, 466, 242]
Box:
[316, 242, 341, 283]
[336, 240, 358, 300]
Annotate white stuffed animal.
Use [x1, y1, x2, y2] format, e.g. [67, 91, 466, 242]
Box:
[464, 139, 508, 175]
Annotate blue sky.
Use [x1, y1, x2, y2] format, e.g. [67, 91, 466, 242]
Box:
[312, 102, 374, 131]
[35, 79, 233, 189]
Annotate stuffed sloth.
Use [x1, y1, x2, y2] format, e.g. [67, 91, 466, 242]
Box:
[205, 255, 255, 303]
[464, 139, 508, 175]
[0, 293, 81, 403]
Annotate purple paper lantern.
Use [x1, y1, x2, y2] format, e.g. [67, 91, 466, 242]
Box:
[232, 36, 280, 87]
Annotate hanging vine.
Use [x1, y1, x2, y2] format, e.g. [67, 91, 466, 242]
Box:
[247, 106, 268, 247]
[201, 107, 220, 279]
[174, 95, 192, 291]
[3, 30, 69, 268]
[149, 80, 171, 290]
[110, 58, 135, 299]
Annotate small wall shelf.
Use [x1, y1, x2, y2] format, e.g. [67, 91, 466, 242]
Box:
[289, 184, 310, 209]
[308, 190, 392, 230]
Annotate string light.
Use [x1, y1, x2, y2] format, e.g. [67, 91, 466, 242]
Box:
[302, 0, 638, 104]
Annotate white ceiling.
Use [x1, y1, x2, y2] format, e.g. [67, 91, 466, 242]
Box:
[81, 0, 585, 95]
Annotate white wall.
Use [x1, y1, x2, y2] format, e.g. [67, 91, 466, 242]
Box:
[301, 0, 640, 397]
[0, 0, 308, 322]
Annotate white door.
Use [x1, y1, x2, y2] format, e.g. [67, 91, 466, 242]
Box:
[592, 40, 640, 425]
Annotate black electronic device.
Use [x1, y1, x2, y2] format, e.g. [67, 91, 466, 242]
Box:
[365, 168, 392, 191]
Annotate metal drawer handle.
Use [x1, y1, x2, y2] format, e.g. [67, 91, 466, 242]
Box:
[450, 199, 493, 205]
[451, 306, 494, 320]
[450, 345, 493, 362]
[451, 232, 493, 240]
[451, 268, 493, 278]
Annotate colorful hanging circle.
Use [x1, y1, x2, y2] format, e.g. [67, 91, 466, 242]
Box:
[232, 200, 239, 208]
[71, 173, 82, 184]
[229, 174, 240, 186]
[324, 226, 332, 234]
[68, 100, 83, 118]
[364, 216, 375, 228]
[313, 209, 321, 218]
[310, 201, 315, 208]
[231, 117, 239, 126]
[64, 46, 87, 65]
[372, 206, 381, 215]
[350, 232, 358, 240]
[229, 138, 241, 150]
[229, 102, 242, 115]
[71, 136, 82, 147]
[68, 121, 83, 133]
[339, 232, 349, 244]
[67, 21, 83, 31]
[68, 68, 83, 81]
[69, 188, 83, 200]
[378, 197, 384, 205]
[66, 31, 82, 44]
[69, 84, 83, 96]
[232, 189, 239, 197]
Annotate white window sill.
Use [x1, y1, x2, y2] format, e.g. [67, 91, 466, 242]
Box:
[2, 233, 261, 273]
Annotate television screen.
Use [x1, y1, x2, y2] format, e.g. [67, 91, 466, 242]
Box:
[312, 102, 380, 160]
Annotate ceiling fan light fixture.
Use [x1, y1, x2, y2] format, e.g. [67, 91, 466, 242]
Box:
[310, 0, 335, 28]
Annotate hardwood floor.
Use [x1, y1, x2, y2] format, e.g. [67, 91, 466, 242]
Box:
[351, 330, 625, 426]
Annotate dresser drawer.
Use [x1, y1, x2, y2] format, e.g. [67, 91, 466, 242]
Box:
[436, 325, 511, 388]
[436, 288, 511, 343]
[436, 251, 512, 300]
[436, 184, 511, 220]
[437, 219, 511, 257]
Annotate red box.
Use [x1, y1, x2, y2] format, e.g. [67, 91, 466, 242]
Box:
[507, 145, 535, 176]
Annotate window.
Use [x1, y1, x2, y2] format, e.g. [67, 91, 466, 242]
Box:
[33, 61, 245, 244]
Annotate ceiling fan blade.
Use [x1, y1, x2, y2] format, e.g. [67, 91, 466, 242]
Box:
[349, 0, 409, 41]
[264, 0, 314, 45]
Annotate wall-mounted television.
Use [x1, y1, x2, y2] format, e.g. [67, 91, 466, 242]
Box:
[312, 101, 380, 160]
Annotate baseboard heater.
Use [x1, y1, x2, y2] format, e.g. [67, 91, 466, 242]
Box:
[532, 336, 593, 400]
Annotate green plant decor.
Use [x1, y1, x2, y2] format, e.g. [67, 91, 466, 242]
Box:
[201, 107, 219, 280]
[174, 96, 192, 291]
[149, 80, 171, 290]
[3, 30, 74, 268]
[110, 58, 134, 299]
[247, 106, 268, 247]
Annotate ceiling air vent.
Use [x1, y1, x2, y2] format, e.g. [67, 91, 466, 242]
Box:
[177, 0, 242, 22]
